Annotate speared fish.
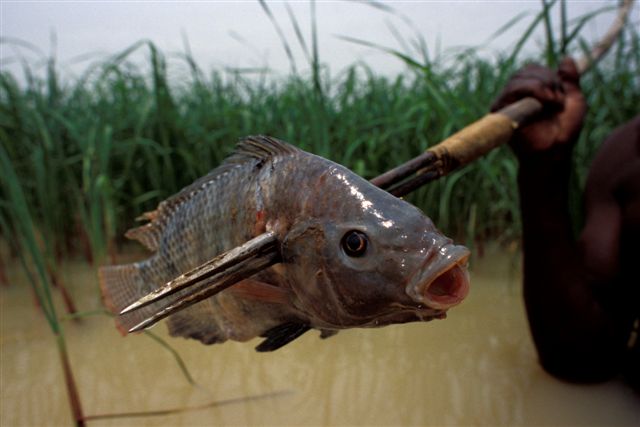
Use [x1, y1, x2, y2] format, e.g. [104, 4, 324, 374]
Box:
[99, 136, 470, 351]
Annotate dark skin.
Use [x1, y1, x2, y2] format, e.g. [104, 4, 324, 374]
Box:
[492, 58, 640, 385]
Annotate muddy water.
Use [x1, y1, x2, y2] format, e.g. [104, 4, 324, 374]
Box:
[1, 247, 639, 426]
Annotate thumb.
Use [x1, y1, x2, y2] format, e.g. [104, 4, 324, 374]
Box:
[558, 57, 581, 90]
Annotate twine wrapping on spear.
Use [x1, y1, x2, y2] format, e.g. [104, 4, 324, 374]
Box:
[371, 0, 635, 197]
[120, 0, 635, 336]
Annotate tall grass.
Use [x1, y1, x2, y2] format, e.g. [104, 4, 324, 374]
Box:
[2, 31, 638, 260]
[1, 1, 638, 423]
[0, 3, 638, 298]
[0, 143, 85, 425]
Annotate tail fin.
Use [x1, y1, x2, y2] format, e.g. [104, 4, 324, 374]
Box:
[99, 263, 158, 334]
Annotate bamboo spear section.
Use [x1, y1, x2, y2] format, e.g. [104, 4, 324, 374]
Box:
[371, 0, 635, 197]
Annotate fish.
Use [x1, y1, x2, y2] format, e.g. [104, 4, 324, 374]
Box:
[99, 136, 470, 352]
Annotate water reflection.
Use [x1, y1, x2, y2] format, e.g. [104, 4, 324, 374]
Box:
[1, 248, 639, 426]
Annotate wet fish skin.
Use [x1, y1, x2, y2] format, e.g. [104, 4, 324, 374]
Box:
[99, 136, 470, 349]
[271, 154, 468, 328]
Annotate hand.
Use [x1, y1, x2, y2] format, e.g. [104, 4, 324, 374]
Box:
[491, 58, 587, 157]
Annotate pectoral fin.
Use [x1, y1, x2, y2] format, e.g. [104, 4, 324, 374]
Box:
[121, 231, 281, 333]
[228, 279, 292, 305]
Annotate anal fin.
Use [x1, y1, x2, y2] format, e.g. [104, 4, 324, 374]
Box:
[320, 329, 338, 339]
[255, 322, 311, 352]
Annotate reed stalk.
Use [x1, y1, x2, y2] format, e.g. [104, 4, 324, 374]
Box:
[0, 144, 86, 425]
[0, 1, 637, 424]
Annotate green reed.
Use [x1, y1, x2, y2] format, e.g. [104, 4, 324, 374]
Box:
[0, 141, 86, 424]
[0, 2, 638, 424]
[1, 1, 638, 264]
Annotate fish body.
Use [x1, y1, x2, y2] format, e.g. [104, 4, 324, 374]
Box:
[100, 136, 470, 351]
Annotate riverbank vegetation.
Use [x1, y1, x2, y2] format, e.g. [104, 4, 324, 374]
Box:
[1, 2, 639, 423]
[2, 8, 639, 266]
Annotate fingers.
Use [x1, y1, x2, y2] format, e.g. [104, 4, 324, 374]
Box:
[556, 90, 587, 144]
[558, 57, 580, 86]
[557, 57, 582, 96]
[556, 58, 586, 143]
[491, 57, 586, 154]
[514, 63, 558, 86]
[491, 62, 565, 113]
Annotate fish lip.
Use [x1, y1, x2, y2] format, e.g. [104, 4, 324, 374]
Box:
[406, 243, 470, 310]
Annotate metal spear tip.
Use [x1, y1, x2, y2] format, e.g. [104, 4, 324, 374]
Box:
[119, 231, 281, 332]
[119, 231, 279, 316]
[128, 317, 156, 333]
[119, 267, 201, 315]
[119, 290, 164, 315]
[126, 249, 280, 332]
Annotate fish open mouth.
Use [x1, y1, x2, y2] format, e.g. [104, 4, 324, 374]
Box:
[422, 261, 469, 310]
[407, 244, 470, 311]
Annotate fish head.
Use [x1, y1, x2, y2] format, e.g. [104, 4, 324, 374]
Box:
[280, 165, 470, 329]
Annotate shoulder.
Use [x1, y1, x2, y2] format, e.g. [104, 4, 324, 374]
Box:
[585, 115, 640, 200]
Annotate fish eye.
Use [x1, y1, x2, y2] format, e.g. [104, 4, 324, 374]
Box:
[341, 230, 368, 257]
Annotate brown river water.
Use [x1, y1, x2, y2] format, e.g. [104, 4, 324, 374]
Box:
[1, 246, 639, 426]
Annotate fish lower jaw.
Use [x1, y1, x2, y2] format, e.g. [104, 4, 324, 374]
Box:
[421, 263, 470, 310]
[408, 248, 471, 311]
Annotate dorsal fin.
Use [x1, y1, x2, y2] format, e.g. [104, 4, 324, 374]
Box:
[225, 135, 299, 165]
[125, 135, 299, 251]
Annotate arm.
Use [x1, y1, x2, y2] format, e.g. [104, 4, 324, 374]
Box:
[493, 59, 626, 382]
[518, 150, 623, 382]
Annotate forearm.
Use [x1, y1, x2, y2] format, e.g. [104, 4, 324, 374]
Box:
[518, 150, 576, 273]
[517, 148, 621, 381]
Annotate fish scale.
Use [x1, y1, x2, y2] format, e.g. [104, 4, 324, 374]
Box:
[100, 136, 471, 351]
[103, 156, 266, 332]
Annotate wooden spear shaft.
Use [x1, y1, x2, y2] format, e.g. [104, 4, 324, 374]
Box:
[372, 0, 634, 197]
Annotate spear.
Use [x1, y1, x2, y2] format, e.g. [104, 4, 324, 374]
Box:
[371, 0, 635, 197]
[118, 1, 635, 334]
